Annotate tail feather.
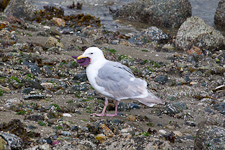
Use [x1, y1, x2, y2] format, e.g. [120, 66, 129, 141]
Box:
[134, 92, 164, 107]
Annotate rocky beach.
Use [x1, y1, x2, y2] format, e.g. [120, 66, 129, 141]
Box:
[0, 0, 225, 149]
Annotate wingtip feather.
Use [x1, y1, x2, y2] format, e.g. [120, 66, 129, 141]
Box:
[134, 92, 165, 107]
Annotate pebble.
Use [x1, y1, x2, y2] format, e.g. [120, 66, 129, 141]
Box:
[127, 115, 136, 122]
[111, 40, 119, 45]
[185, 121, 196, 127]
[45, 36, 64, 48]
[52, 17, 66, 27]
[63, 113, 72, 117]
[173, 102, 188, 110]
[173, 131, 182, 137]
[129, 103, 140, 109]
[164, 103, 181, 116]
[67, 83, 89, 93]
[43, 26, 51, 29]
[23, 94, 46, 100]
[100, 124, 114, 137]
[70, 126, 79, 131]
[121, 128, 133, 133]
[27, 125, 37, 130]
[159, 130, 167, 135]
[154, 75, 168, 85]
[95, 134, 107, 143]
[61, 131, 72, 136]
[72, 71, 88, 82]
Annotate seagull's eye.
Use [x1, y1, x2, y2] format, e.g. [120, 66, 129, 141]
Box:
[90, 53, 93, 54]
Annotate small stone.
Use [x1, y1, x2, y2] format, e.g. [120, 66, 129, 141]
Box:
[154, 75, 168, 85]
[157, 123, 162, 127]
[67, 83, 89, 93]
[190, 81, 198, 85]
[127, 115, 136, 122]
[82, 127, 89, 132]
[173, 131, 182, 137]
[70, 126, 79, 131]
[25, 115, 45, 121]
[41, 82, 54, 89]
[39, 143, 51, 150]
[186, 46, 202, 55]
[55, 89, 64, 95]
[162, 44, 175, 52]
[52, 17, 65, 27]
[112, 119, 122, 125]
[45, 36, 64, 48]
[186, 54, 199, 62]
[184, 75, 192, 83]
[62, 131, 72, 136]
[100, 124, 114, 137]
[23, 94, 46, 100]
[0, 85, 10, 92]
[43, 26, 50, 29]
[185, 121, 196, 127]
[72, 71, 88, 82]
[48, 118, 57, 124]
[129, 103, 140, 109]
[42, 65, 52, 77]
[95, 134, 107, 143]
[164, 103, 181, 116]
[159, 130, 167, 135]
[173, 102, 188, 110]
[48, 28, 61, 36]
[111, 40, 119, 45]
[22, 87, 33, 94]
[28, 65, 41, 75]
[52, 141, 60, 146]
[63, 113, 72, 117]
[121, 128, 132, 133]
[27, 125, 37, 130]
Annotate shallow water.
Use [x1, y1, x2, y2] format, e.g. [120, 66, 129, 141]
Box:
[29, 0, 223, 35]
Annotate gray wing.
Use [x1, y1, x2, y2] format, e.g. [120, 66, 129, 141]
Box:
[95, 61, 147, 100]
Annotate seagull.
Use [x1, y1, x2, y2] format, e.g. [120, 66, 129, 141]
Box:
[73, 47, 164, 117]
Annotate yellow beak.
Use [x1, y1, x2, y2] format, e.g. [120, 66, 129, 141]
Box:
[77, 55, 86, 60]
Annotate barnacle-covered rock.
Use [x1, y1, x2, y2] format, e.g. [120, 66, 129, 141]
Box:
[114, 0, 191, 28]
[175, 16, 225, 51]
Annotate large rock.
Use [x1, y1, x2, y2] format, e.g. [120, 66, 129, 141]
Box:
[0, 131, 23, 149]
[214, 0, 225, 29]
[175, 16, 225, 51]
[114, 0, 191, 28]
[4, 0, 39, 20]
[194, 125, 225, 150]
[99, 136, 172, 150]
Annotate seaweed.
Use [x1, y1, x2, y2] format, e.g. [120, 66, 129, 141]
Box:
[0, 0, 10, 12]
[33, 6, 101, 27]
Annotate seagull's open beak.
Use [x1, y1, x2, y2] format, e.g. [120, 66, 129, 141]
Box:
[77, 55, 86, 60]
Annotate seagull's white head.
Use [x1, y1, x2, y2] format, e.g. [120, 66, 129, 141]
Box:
[76, 47, 105, 66]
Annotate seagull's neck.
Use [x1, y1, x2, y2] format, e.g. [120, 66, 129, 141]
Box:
[87, 58, 107, 71]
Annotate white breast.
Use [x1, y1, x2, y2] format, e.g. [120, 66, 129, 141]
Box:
[86, 61, 114, 98]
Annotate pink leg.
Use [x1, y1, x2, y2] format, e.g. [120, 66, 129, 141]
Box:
[106, 100, 118, 117]
[91, 97, 108, 117]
